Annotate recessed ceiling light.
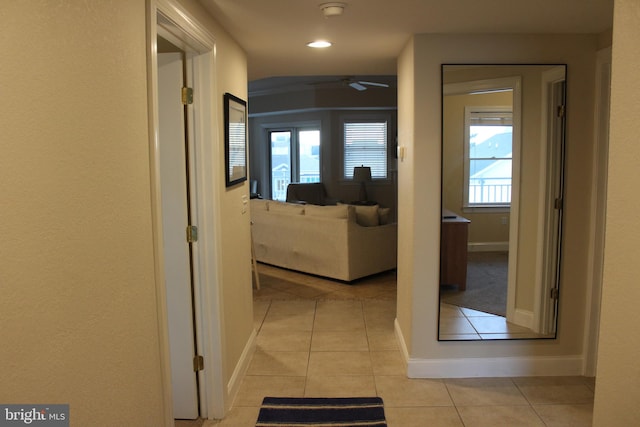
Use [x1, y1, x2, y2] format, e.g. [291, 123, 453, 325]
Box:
[307, 40, 332, 48]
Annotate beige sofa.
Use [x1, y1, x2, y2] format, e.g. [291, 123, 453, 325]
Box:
[250, 199, 397, 281]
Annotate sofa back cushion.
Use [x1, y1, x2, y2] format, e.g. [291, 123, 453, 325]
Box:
[269, 201, 305, 215]
[305, 204, 354, 220]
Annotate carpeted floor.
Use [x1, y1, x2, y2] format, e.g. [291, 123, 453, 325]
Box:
[440, 251, 508, 316]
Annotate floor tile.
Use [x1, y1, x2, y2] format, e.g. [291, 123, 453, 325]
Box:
[307, 351, 373, 376]
[310, 330, 369, 351]
[384, 407, 464, 427]
[304, 375, 377, 397]
[212, 406, 259, 427]
[367, 330, 399, 351]
[457, 405, 545, 426]
[313, 300, 366, 331]
[247, 350, 309, 376]
[513, 377, 595, 405]
[438, 316, 477, 335]
[466, 316, 531, 334]
[532, 403, 593, 426]
[370, 351, 405, 376]
[440, 304, 465, 318]
[256, 328, 312, 352]
[375, 376, 453, 407]
[234, 375, 305, 406]
[444, 377, 528, 406]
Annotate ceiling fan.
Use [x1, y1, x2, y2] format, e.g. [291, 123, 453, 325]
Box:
[344, 78, 390, 91]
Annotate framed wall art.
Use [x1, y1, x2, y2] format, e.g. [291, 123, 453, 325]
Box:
[224, 92, 247, 187]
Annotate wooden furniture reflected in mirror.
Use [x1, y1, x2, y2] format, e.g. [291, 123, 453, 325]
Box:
[440, 209, 470, 291]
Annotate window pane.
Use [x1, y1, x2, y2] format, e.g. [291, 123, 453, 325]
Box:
[468, 122, 512, 206]
[344, 121, 387, 179]
[298, 130, 320, 183]
[271, 131, 291, 201]
[469, 159, 512, 204]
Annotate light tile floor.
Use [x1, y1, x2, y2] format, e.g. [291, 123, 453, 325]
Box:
[439, 303, 556, 340]
[186, 264, 594, 426]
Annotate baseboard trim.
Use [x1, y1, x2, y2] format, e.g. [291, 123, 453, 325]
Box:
[468, 242, 509, 252]
[394, 318, 410, 368]
[407, 354, 584, 378]
[513, 308, 534, 330]
[226, 327, 257, 408]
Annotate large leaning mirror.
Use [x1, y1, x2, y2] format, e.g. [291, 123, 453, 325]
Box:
[438, 64, 567, 341]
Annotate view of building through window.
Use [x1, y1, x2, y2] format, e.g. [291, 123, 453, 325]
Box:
[468, 124, 512, 205]
[270, 129, 320, 201]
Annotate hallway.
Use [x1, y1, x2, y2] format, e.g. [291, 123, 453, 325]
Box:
[206, 264, 594, 426]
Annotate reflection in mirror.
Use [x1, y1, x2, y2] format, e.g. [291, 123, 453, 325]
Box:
[438, 64, 567, 341]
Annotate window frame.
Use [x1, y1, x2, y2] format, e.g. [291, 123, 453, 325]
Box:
[463, 106, 513, 210]
[267, 122, 321, 201]
[341, 114, 391, 182]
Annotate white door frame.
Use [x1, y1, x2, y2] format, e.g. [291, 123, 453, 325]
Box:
[532, 66, 567, 335]
[147, 0, 226, 423]
[583, 47, 612, 376]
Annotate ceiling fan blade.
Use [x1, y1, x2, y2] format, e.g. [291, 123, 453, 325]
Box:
[358, 80, 389, 88]
[349, 82, 367, 91]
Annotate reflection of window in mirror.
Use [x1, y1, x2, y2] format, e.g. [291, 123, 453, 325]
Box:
[464, 106, 513, 209]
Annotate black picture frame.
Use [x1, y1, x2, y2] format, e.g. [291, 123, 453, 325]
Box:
[224, 92, 248, 187]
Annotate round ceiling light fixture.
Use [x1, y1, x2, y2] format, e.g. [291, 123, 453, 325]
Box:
[307, 40, 333, 48]
[319, 2, 346, 18]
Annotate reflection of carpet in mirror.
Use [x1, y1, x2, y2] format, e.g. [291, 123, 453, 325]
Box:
[440, 251, 508, 317]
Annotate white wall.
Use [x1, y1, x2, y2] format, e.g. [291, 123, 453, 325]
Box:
[0, 0, 251, 424]
[397, 34, 599, 376]
[593, 0, 640, 424]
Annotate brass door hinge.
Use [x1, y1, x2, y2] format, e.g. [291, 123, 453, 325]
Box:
[186, 225, 198, 243]
[193, 355, 204, 372]
[550, 288, 559, 300]
[554, 198, 563, 210]
[557, 105, 566, 118]
[182, 87, 194, 105]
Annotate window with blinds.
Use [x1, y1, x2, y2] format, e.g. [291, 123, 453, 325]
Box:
[464, 108, 513, 207]
[343, 121, 388, 179]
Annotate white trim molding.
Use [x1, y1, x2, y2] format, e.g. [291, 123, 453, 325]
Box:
[468, 242, 509, 252]
[226, 329, 257, 405]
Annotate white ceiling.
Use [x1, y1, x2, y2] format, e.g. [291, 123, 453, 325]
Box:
[199, 0, 613, 83]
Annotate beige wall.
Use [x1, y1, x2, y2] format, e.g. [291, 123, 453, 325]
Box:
[0, 0, 250, 424]
[398, 34, 597, 360]
[593, 0, 640, 424]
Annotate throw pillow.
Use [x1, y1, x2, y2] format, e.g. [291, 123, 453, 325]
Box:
[354, 204, 380, 227]
[269, 201, 305, 215]
[305, 204, 350, 219]
[378, 207, 391, 225]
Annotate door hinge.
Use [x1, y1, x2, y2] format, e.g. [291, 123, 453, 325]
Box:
[554, 198, 563, 210]
[182, 87, 194, 105]
[193, 355, 204, 372]
[550, 288, 559, 300]
[186, 225, 198, 243]
[557, 105, 566, 118]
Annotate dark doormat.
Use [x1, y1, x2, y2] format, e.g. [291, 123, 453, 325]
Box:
[256, 397, 386, 426]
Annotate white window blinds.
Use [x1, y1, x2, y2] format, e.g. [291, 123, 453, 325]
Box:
[344, 121, 388, 179]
